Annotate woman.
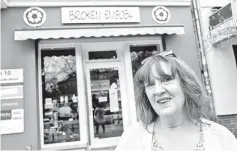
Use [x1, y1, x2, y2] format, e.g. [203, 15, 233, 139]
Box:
[115, 51, 237, 151]
[94, 103, 106, 134]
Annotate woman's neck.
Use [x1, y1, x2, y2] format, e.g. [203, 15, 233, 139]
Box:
[157, 109, 190, 129]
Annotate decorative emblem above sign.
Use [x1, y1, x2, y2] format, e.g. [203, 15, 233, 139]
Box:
[61, 7, 140, 24]
[23, 7, 46, 27]
[152, 6, 171, 24]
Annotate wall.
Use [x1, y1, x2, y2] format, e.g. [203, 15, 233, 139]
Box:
[166, 7, 201, 79]
[1, 5, 200, 150]
[218, 114, 237, 137]
[206, 39, 237, 115]
[1, 9, 39, 150]
[198, 0, 237, 138]
[198, 0, 237, 115]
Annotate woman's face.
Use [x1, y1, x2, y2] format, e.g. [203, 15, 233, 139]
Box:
[145, 62, 185, 117]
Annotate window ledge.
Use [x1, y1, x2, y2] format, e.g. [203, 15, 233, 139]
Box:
[41, 141, 87, 150]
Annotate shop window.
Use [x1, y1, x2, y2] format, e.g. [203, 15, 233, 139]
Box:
[41, 49, 80, 145]
[89, 67, 123, 139]
[89, 50, 117, 60]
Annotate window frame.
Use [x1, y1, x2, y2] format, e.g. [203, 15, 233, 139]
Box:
[38, 43, 88, 150]
[85, 62, 127, 149]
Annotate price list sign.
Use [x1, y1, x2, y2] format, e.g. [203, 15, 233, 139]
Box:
[0, 69, 24, 134]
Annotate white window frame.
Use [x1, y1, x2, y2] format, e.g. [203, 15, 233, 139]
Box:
[81, 42, 129, 149]
[38, 43, 88, 150]
[85, 62, 127, 149]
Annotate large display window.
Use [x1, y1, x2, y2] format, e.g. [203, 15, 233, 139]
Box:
[41, 49, 80, 144]
[38, 44, 88, 149]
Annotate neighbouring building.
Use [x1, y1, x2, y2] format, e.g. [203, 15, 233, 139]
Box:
[198, 0, 237, 137]
[1, 0, 202, 150]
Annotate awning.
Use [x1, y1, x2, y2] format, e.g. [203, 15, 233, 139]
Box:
[14, 25, 185, 40]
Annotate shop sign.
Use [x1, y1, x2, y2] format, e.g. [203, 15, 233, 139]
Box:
[207, 2, 237, 44]
[0, 85, 24, 134]
[209, 3, 232, 30]
[0, 69, 23, 84]
[61, 7, 140, 23]
[98, 96, 107, 102]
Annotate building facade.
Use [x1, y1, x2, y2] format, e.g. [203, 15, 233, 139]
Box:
[198, 0, 237, 137]
[1, 0, 202, 150]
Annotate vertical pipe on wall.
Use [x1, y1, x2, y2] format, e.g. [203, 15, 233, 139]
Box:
[161, 34, 167, 51]
[191, 0, 217, 116]
[35, 39, 40, 149]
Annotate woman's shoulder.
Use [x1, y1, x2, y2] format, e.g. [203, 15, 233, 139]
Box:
[201, 118, 233, 133]
[201, 118, 237, 150]
[201, 118, 232, 134]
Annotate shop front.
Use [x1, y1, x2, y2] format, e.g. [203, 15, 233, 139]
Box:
[1, 1, 201, 150]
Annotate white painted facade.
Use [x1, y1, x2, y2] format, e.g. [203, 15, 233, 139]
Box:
[198, 0, 237, 115]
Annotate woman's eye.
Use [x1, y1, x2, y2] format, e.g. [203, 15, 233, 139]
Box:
[161, 77, 174, 83]
[145, 82, 155, 87]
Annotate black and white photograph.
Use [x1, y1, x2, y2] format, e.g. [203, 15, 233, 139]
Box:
[1, 0, 237, 150]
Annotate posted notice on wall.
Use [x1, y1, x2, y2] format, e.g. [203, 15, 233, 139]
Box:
[0, 85, 24, 134]
[0, 69, 24, 135]
[0, 69, 23, 84]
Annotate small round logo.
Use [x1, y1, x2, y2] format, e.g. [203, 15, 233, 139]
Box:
[23, 7, 46, 27]
[152, 6, 171, 24]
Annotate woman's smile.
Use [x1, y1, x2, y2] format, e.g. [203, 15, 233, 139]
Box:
[156, 97, 172, 104]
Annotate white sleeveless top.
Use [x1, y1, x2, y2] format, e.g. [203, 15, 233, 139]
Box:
[115, 119, 237, 151]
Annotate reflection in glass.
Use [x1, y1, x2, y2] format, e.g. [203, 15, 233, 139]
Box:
[90, 68, 123, 139]
[89, 51, 117, 60]
[130, 45, 159, 75]
[41, 49, 80, 144]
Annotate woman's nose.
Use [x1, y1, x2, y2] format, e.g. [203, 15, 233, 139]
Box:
[153, 83, 166, 96]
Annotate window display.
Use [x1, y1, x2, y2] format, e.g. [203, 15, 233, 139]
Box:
[41, 49, 80, 144]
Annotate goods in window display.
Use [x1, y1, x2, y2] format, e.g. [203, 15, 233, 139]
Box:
[65, 96, 68, 103]
[60, 96, 64, 103]
[72, 94, 77, 102]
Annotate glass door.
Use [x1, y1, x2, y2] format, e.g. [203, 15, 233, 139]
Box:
[85, 62, 126, 148]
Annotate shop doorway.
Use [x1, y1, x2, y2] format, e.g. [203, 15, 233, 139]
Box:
[82, 42, 128, 148]
[85, 63, 125, 147]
